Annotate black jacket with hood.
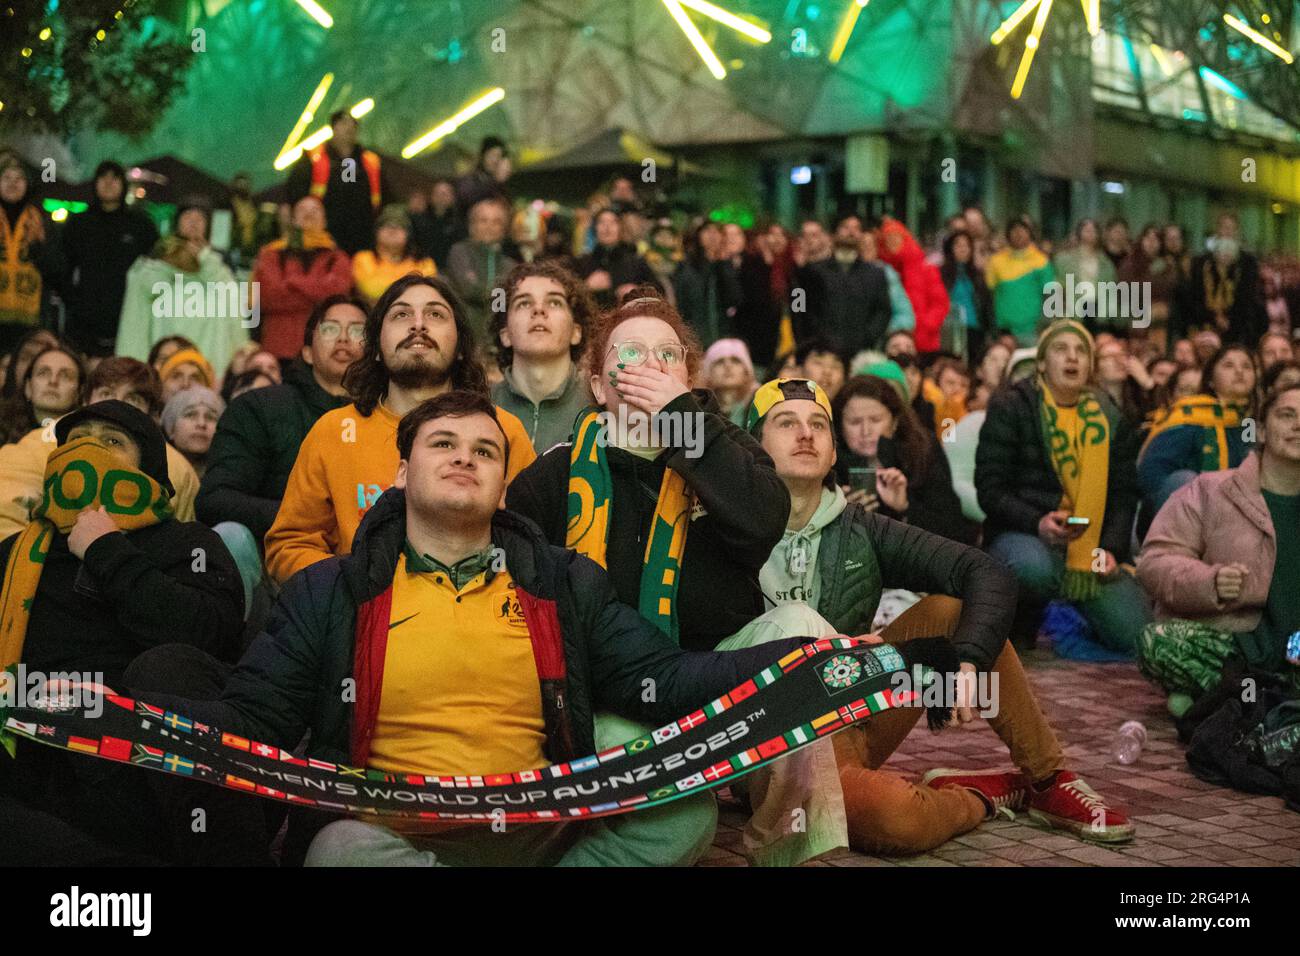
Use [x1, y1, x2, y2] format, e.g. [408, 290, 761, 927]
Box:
[196, 359, 350, 539]
[150, 489, 801, 767]
[975, 376, 1139, 561]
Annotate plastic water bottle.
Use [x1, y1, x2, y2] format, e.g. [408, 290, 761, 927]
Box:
[1112, 720, 1147, 765]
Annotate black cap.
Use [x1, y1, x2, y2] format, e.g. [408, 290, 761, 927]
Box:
[55, 400, 174, 497]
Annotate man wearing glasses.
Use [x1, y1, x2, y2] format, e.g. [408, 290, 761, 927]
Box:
[197, 295, 369, 594]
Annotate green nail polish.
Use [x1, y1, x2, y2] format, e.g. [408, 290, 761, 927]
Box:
[617, 363, 626, 369]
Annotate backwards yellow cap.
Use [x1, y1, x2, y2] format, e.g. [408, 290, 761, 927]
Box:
[746, 378, 834, 434]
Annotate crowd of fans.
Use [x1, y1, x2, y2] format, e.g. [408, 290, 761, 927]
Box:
[1, 114, 1298, 866]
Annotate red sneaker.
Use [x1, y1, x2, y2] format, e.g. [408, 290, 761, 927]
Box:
[921, 768, 1028, 820]
[1026, 770, 1135, 843]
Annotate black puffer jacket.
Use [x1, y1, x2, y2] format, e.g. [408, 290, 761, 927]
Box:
[506, 390, 791, 652]
[975, 377, 1139, 562]
[0, 520, 244, 687]
[158, 489, 800, 766]
[196, 360, 349, 539]
[814, 504, 1015, 670]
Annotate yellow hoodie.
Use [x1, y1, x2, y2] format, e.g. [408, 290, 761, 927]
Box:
[264, 401, 536, 584]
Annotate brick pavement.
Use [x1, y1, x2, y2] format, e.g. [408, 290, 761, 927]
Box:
[701, 650, 1300, 867]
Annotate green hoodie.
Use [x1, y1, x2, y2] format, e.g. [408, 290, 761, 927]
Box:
[760, 485, 847, 610]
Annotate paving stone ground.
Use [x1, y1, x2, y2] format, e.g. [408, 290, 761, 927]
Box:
[701, 650, 1300, 867]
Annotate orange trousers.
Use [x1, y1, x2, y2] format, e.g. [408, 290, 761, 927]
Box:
[833, 595, 1066, 855]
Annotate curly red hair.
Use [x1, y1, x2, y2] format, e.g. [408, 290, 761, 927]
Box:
[584, 286, 702, 382]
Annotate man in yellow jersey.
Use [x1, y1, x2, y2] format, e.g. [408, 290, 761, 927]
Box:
[127, 391, 806, 866]
[984, 216, 1055, 347]
[265, 275, 536, 584]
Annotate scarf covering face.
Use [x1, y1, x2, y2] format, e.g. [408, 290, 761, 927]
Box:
[0, 438, 171, 755]
[1038, 378, 1110, 601]
[1141, 394, 1244, 471]
[566, 409, 691, 643]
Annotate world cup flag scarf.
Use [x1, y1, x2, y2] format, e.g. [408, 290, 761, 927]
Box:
[3, 636, 956, 823]
[0, 437, 172, 755]
[565, 409, 690, 643]
[1038, 379, 1109, 602]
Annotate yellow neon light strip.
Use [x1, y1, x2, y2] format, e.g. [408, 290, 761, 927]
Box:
[294, 0, 333, 29]
[677, 0, 771, 43]
[991, 0, 1041, 45]
[1223, 13, 1294, 64]
[662, 0, 727, 79]
[274, 73, 334, 167]
[1080, 0, 1099, 36]
[401, 88, 506, 159]
[273, 98, 375, 170]
[829, 0, 870, 64]
[1010, 0, 1054, 99]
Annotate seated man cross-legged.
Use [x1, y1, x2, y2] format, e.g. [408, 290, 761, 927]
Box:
[127, 391, 815, 867]
[750, 377, 1135, 851]
[975, 319, 1153, 652]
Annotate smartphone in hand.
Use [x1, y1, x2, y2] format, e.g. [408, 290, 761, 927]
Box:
[848, 466, 877, 495]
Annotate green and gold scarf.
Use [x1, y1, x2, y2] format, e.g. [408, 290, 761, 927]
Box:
[1, 437, 172, 756]
[566, 410, 691, 643]
[1141, 394, 1245, 472]
[1039, 380, 1110, 602]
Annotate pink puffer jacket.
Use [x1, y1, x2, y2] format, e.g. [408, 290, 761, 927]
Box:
[1136, 452, 1274, 632]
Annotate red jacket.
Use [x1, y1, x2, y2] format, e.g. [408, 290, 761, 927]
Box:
[253, 242, 354, 358]
[877, 218, 949, 352]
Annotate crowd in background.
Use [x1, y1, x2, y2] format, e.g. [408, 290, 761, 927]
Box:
[2, 114, 1299, 865]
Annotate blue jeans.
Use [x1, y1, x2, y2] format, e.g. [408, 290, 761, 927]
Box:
[987, 532, 1152, 653]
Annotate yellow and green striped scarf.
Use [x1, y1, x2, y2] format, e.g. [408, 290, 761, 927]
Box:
[566, 410, 692, 643]
[1140, 394, 1245, 472]
[1039, 381, 1110, 602]
[1, 437, 172, 756]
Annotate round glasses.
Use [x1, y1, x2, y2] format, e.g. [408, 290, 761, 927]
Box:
[317, 321, 366, 343]
[611, 340, 687, 367]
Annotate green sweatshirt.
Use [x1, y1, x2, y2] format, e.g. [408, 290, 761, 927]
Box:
[759, 485, 847, 610]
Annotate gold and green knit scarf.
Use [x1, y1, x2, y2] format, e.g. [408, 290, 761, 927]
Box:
[0, 437, 172, 756]
[566, 410, 692, 643]
[1140, 394, 1244, 472]
[1039, 380, 1110, 601]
